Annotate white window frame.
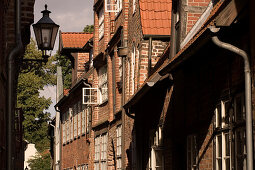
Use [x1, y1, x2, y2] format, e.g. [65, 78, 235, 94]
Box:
[105, 0, 119, 12]
[187, 135, 197, 170]
[131, 44, 136, 95]
[215, 101, 231, 170]
[133, 0, 136, 14]
[78, 101, 81, 136]
[74, 104, 78, 138]
[98, 7, 104, 39]
[70, 108, 73, 141]
[94, 133, 108, 170]
[62, 112, 66, 144]
[82, 107, 86, 134]
[116, 125, 122, 170]
[149, 126, 164, 170]
[94, 136, 101, 170]
[86, 107, 90, 134]
[115, 0, 122, 16]
[98, 65, 108, 104]
[83, 87, 98, 105]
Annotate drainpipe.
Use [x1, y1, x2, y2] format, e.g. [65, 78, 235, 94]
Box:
[112, 50, 116, 115]
[210, 27, 253, 170]
[7, 0, 23, 170]
[7, 0, 23, 169]
[169, 2, 177, 59]
[148, 37, 152, 76]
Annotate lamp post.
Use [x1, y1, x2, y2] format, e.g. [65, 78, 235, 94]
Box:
[20, 4, 59, 72]
[30, 4, 59, 62]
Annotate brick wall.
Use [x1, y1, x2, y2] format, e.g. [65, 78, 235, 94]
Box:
[179, 0, 210, 42]
[0, 0, 35, 169]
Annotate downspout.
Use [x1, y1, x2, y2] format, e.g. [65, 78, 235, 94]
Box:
[169, 0, 177, 59]
[121, 28, 127, 169]
[210, 27, 253, 170]
[112, 51, 116, 115]
[148, 37, 152, 76]
[121, 55, 126, 169]
[7, 0, 23, 169]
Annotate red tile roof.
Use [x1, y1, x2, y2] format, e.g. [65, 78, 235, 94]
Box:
[63, 89, 69, 96]
[139, 0, 172, 36]
[61, 32, 93, 49]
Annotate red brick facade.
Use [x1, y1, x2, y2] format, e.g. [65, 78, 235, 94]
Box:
[0, 0, 35, 169]
[58, 0, 255, 170]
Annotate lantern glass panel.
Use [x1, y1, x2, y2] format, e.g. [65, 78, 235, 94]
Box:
[33, 25, 42, 48]
[41, 27, 52, 49]
[50, 26, 59, 49]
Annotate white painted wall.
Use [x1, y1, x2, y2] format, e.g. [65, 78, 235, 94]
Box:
[24, 143, 39, 169]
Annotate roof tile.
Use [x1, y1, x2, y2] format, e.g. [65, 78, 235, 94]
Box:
[61, 32, 93, 49]
[139, 0, 172, 36]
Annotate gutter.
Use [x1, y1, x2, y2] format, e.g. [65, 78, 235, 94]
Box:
[7, 0, 23, 169]
[210, 26, 253, 170]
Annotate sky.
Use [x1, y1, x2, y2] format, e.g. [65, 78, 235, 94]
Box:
[36, 0, 94, 117]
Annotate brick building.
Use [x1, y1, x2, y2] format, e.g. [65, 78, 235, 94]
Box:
[57, 32, 94, 169]
[90, 0, 171, 169]
[57, 0, 255, 170]
[0, 0, 35, 169]
[125, 0, 255, 170]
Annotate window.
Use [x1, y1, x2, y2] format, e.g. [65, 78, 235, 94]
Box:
[213, 94, 247, 170]
[187, 135, 197, 170]
[74, 104, 78, 138]
[70, 108, 73, 140]
[66, 111, 70, 142]
[86, 107, 90, 133]
[98, 65, 108, 103]
[94, 133, 108, 170]
[105, 0, 120, 12]
[78, 101, 81, 136]
[94, 136, 100, 170]
[115, 0, 122, 16]
[81, 164, 89, 170]
[101, 134, 108, 170]
[90, 49, 94, 68]
[148, 126, 163, 170]
[133, 0, 136, 14]
[214, 101, 231, 170]
[116, 125, 122, 170]
[131, 44, 136, 94]
[62, 112, 66, 144]
[98, 7, 104, 39]
[82, 107, 86, 134]
[83, 87, 98, 105]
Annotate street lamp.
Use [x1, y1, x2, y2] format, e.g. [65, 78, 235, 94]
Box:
[32, 4, 59, 62]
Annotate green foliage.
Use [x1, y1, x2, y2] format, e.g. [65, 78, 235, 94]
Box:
[27, 152, 51, 170]
[83, 25, 94, 33]
[54, 52, 72, 89]
[17, 39, 55, 152]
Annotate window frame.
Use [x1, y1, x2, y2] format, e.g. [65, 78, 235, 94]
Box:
[94, 133, 108, 170]
[98, 65, 108, 104]
[105, 0, 120, 12]
[98, 7, 104, 39]
[116, 125, 122, 170]
[212, 94, 247, 170]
